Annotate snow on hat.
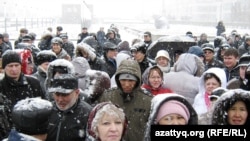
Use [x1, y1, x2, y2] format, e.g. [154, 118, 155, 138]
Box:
[119, 73, 137, 81]
[156, 100, 190, 124]
[12, 97, 53, 135]
[2, 50, 22, 69]
[155, 50, 171, 61]
[35, 50, 57, 66]
[48, 74, 78, 94]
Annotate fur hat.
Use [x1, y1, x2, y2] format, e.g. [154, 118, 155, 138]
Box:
[35, 50, 57, 66]
[48, 74, 78, 94]
[12, 98, 52, 135]
[156, 100, 190, 124]
[2, 50, 22, 69]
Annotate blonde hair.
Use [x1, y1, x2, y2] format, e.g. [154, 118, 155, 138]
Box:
[91, 104, 125, 138]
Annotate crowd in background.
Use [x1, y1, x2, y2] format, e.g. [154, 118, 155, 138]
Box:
[0, 21, 250, 141]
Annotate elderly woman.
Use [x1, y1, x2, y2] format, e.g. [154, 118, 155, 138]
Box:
[86, 102, 128, 141]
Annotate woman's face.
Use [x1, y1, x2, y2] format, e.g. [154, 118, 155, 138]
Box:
[158, 113, 186, 125]
[227, 101, 248, 125]
[97, 113, 124, 141]
[205, 77, 220, 94]
[149, 70, 162, 89]
[156, 57, 169, 67]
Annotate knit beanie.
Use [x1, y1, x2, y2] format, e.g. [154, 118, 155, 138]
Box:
[2, 50, 22, 69]
[156, 100, 190, 124]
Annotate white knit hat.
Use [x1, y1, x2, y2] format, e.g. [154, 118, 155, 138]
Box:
[155, 50, 171, 61]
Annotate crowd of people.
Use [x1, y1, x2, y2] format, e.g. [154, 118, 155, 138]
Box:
[0, 22, 250, 141]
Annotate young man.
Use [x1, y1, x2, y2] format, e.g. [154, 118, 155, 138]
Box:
[131, 42, 152, 75]
[223, 48, 240, 82]
[51, 37, 71, 61]
[227, 54, 250, 89]
[59, 33, 75, 58]
[102, 42, 118, 78]
[32, 50, 57, 94]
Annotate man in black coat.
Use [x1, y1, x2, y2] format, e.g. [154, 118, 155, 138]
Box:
[77, 27, 89, 43]
[0, 50, 46, 109]
[46, 73, 92, 141]
[0, 50, 46, 138]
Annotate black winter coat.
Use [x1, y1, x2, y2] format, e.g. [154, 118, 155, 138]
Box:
[46, 98, 92, 141]
[0, 74, 45, 109]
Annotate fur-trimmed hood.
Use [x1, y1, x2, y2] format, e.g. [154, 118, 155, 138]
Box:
[75, 42, 96, 61]
[45, 59, 75, 97]
[211, 89, 250, 125]
[144, 94, 198, 141]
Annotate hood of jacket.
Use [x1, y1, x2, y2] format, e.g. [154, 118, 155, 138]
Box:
[142, 65, 162, 86]
[174, 53, 204, 77]
[144, 93, 198, 141]
[114, 59, 141, 90]
[193, 67, 227, 115]
[211, 89, 250, 125]
[72, 57, 90, 78]
[75, 42, 96, 61]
